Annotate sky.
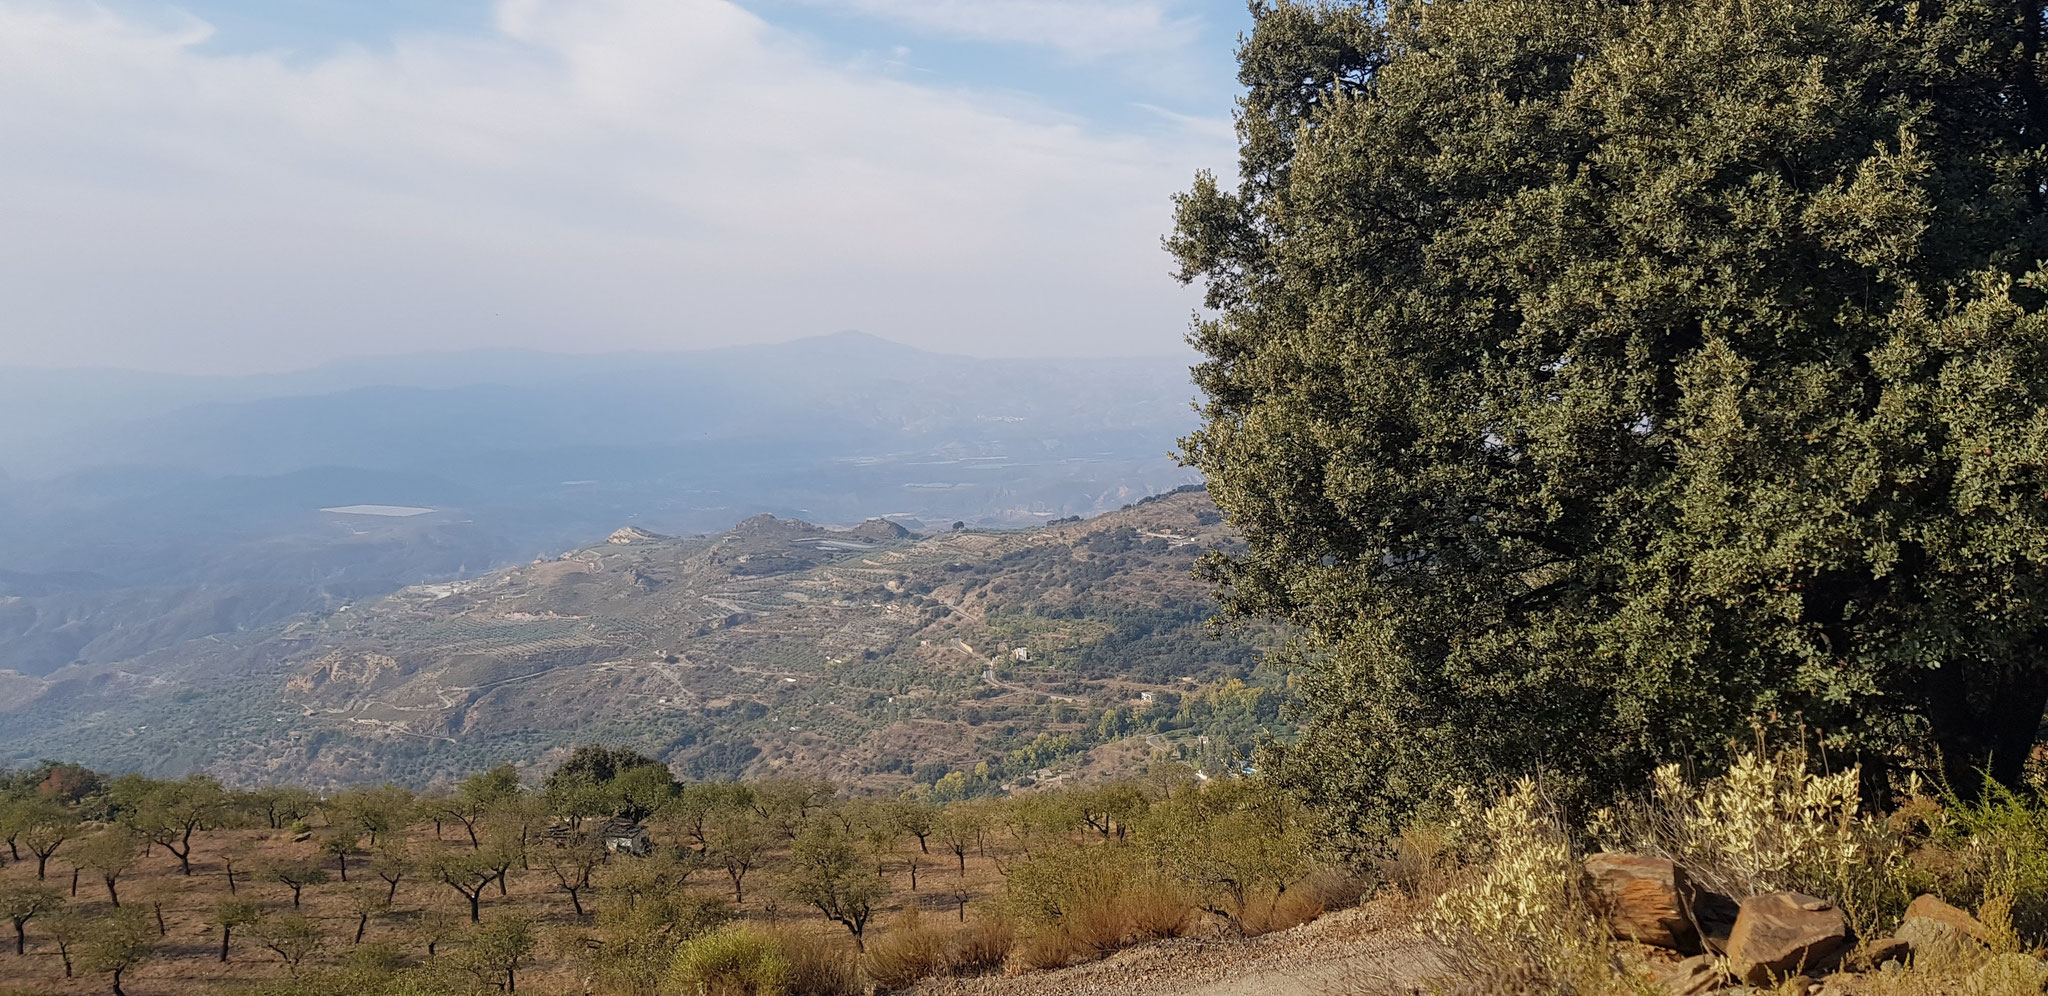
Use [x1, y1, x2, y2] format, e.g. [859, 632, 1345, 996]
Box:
[0, 0, 1251, 374]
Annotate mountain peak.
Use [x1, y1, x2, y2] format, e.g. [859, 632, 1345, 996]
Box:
[783, 330, 922, 354]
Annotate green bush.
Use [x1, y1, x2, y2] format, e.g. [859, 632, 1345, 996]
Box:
[665, 926, 792, 996]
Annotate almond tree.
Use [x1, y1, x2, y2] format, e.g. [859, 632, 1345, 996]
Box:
[1, 885, 61, 955]
[344, 885, 391, 944]
[369, 839, 412, 904]
[783, 821, 885, 952]
[20, 806, 78, 881]
[934, 808, 981, 876]
[134, 776, 227, 875]
[439, 765, 521, 849]
[431, 849, 501, 923]
[327, 785, 414, 846]
[319, 832, 356, 882]
[266, 861, 329, 908]
[707, 810, 766, 904]
[209, 899, 261, 963]
[455, 913, 537, 994]
[75, 827, 144, 908]
[540, 837, 605, 918]
[892, 799, 937, 855]
[80, 907, 155, 996]
[251, 912, 322, 976]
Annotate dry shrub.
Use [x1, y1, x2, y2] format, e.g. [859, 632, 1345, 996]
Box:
[1590, 750, 1915, 936]
[861, 915, 953, 988]
[665, 925, 790, 996]
[1237, 884, 1326, 936]
[862, 914, 1018, 986]
[947, 918, 1015, 976]
[1302, 866, 1374, 910]
[1015, 927, 1092, 972]
[1235, 867, 1373, 936]
[1414, 780, 1657, 996]
[1000, 844, 1197, 968]
[1116, 877, 1198, 941]
[1797, 952, 2048, 996]
[761, 928, 858, 996]
[1375, 818, 1462, 901]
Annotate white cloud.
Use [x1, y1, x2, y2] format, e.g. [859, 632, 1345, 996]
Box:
[0, 0, 1232, 372]
[794, 0, 1203, 59]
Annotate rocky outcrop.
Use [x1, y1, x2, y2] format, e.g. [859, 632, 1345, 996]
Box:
[607, 526, 671, 545]
[848, 518, 914, 542]
[1585, 854, 1696, 949]
[1579, 855, 2042, 996]
[1894, 894, 1994, 968]
[1902, 894, 1994, 946]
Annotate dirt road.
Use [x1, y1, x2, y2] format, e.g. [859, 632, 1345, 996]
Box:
[908, 900, 1441, 996]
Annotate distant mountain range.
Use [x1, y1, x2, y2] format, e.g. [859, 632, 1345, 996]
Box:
[0, 333, 1203, 678]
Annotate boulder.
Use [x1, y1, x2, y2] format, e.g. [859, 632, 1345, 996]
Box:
[1895, 917, 1982, 970]
[1585, 854, 1697, 949]
[1895, 896, 1995, 970]
[1726, 892, 1851, 985]
[1849, 936, 1912, 971]
[1902, 894, 1993, 945]
[1659, 953, 1727, 996]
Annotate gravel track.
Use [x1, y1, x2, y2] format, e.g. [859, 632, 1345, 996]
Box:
[909, 900, 1442, 996]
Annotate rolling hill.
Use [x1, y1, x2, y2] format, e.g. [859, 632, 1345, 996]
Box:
[0, 332, 1203, 677]
[0, 489, 1284, 791]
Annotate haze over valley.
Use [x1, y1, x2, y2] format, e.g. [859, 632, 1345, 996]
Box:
[0, 331, 1202, 682]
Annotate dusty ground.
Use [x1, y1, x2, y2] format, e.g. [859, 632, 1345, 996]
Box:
[909, 899, 1443, 996]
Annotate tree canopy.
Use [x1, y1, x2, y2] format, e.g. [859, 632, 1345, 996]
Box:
[1172, 0, 2048, 841]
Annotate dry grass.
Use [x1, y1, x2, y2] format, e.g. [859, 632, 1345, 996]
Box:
[860, 913, 1015, 986]
[947, 918, 1014, 975]
[762, 928, 859, 996]
[861, 914, 954, 987]
[1009, 872, 1198, 970]
[1236, 884, 1328, 936]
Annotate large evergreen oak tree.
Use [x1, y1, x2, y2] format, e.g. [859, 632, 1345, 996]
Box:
[1173, 0, 2048, 838]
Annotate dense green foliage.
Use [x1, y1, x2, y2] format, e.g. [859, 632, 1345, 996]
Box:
[1174, 0, 2048, 841]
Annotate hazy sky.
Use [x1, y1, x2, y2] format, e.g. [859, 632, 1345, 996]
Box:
[0, 0, 1248, 373]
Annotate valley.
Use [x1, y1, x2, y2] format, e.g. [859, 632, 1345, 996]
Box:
[0, 490, 1284, 793]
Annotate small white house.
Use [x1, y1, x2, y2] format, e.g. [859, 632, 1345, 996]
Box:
[600, 818, 652, 857]
[1012, 647, 1030, 662]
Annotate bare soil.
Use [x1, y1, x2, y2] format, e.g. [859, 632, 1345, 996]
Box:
[909, 899, 1443, 996]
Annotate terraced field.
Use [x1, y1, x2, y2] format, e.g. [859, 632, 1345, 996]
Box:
[0, 490, 1284, 791]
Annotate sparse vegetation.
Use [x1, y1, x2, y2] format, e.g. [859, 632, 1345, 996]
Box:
[0, 751, 1343, 994]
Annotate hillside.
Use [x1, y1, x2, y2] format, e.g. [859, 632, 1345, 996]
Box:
[0, 490, 1282, 790]
[0, 334, 1202, 678]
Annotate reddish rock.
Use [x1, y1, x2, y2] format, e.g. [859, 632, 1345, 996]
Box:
[1660, 953, 1726, 995]
[1902, 894, 1992, 945]
[1726, 892, 1851, 985]
[1852, 936, 1911, 970]
[1585, 854, 1697, 949]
